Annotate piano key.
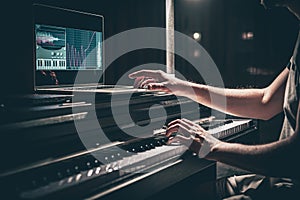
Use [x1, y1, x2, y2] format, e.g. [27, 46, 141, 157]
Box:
[208, 119, 251, 139]
[18, 119, 254, 199]
[19, 142, 186, 199]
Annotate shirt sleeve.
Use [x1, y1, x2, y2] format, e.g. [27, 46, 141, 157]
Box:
[287, 60, 292, 70]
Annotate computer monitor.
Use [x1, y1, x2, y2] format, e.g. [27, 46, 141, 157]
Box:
[33, 4, 104, 89]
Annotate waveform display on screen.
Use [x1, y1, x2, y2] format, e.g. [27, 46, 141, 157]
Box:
[36, 25, 65, 50]
[37, 33, 61, 45]
[66, 29, 101, 70]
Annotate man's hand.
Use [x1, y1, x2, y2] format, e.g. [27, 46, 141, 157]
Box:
[128, 70, 191, 96]
[166, 118, 222, 159]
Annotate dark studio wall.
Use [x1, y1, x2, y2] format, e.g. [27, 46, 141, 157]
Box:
[1, 0, 298, 94]
[1, 0, 299, 143]
[1, 1, 33, 95]
[175, 0, 299, 87]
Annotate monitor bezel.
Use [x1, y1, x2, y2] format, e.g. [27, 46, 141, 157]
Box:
[33, 3, 105, 90]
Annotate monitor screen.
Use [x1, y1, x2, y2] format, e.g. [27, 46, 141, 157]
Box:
[35, 24, 102, 71]
[33, 4, 104, 88]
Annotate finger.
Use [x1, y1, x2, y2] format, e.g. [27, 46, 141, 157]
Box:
[168, 136, 202, 156]
[181, 118, 197, 126]
[168, 119, 201, 134]
[140, 78, 157, 89]
[167, 119, 182, 127]
[133, 76, 145, 88]
[181, 118, 206, 132]
[168, 119, 193, 131]
[148, 83, 170, 92]
[167, 135, 192, 147]
[129, 70, 162, 79]
[165, 124, 180, 137]
[166, 123, 195, 138]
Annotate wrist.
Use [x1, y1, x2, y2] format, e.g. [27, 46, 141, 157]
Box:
[176, 80, 199, 97]
[204, 140, 225, 160]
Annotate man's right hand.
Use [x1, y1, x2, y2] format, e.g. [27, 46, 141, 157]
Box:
[128, 70, 191, 96]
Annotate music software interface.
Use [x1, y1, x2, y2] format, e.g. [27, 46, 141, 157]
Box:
[35, 24, 102, 71]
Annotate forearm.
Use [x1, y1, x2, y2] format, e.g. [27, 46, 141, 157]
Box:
[184, 83, 265, 119]
[129, 68, 287, 119]
[182, 82, 283, 120]
[207, 136, 300, 178]
[180, 68, 288, 120]
[206, 99, 300, 178]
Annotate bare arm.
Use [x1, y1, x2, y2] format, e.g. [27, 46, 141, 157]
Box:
[166, 100, 300, 179]
[206, 100, 300, 179]
[189, 68, 288, 120]
[129, 68, 289, 120]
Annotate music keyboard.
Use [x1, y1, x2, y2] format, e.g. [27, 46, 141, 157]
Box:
[3, 118, 255, 200]
[20, 143, 187, 199]
[153, 118, 254, 140]
[202, 119, 253, 140]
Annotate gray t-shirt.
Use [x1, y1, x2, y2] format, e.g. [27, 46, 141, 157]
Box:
[269, 30, 300, 193]
[280, 31, 300, 140]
